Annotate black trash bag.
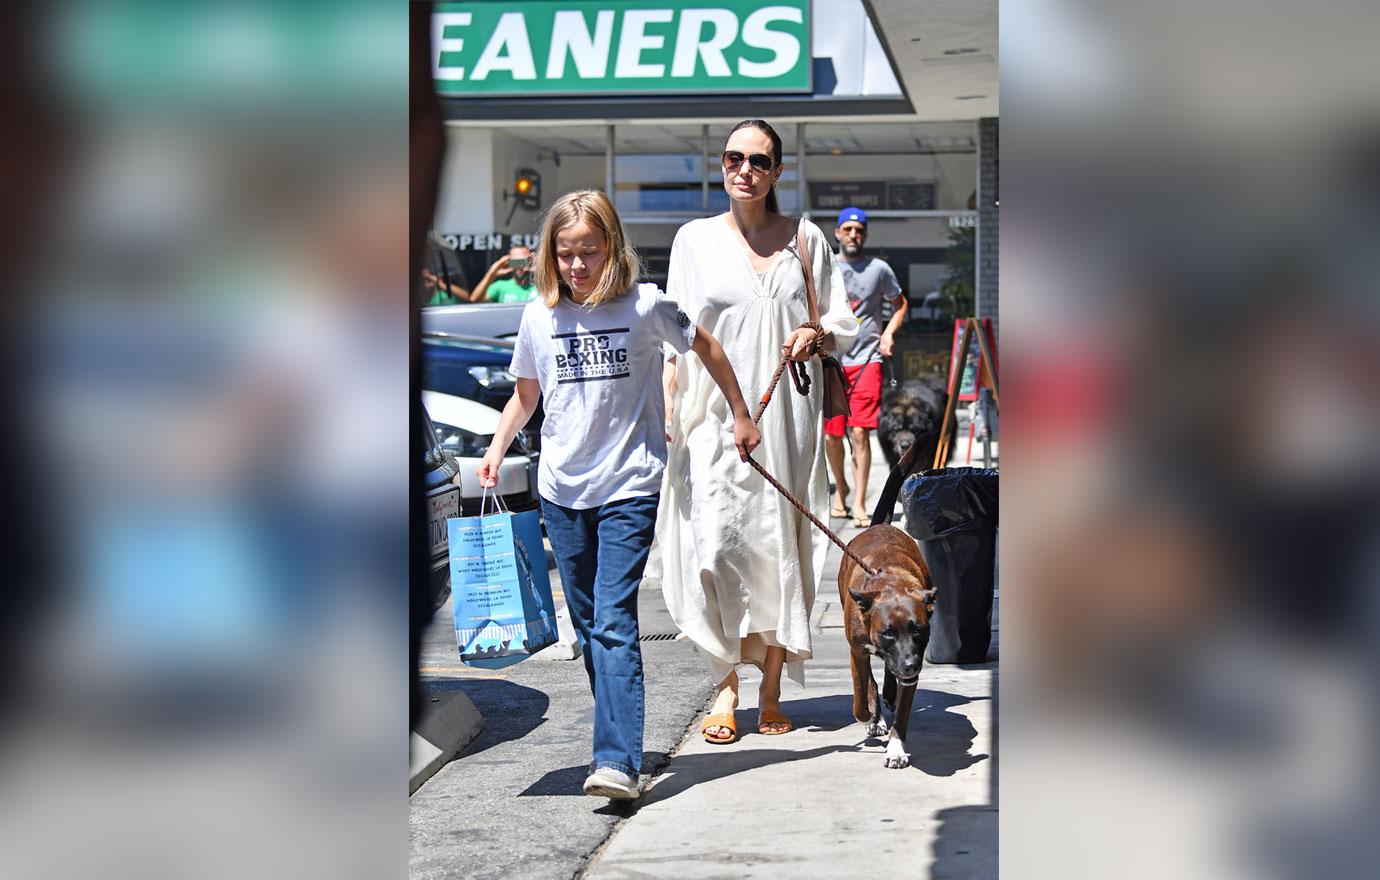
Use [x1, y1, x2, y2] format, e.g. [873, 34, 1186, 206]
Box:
[901, 467, 999, 664]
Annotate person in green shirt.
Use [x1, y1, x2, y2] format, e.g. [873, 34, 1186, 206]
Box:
[469, 246, 537, 303]
[420, 236, 471, 306]
[421, 267, 469, 305]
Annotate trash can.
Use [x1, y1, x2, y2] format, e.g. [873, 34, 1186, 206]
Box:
[901, 467, 999, 664]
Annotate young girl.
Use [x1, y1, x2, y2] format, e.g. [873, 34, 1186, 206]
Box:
[477, 190, 760, 800]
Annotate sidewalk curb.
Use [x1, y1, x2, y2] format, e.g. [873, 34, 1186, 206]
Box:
[410, 691, 485, 795]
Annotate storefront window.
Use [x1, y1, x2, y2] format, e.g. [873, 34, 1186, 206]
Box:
[432, 120, 977, 299]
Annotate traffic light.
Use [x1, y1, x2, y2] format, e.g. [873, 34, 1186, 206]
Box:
[503, 168, 541, 223]
[507, 168, 540, 209]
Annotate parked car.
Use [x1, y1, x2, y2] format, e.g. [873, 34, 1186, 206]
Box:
[421, 332, 543, 451]
[421, 301, 526, 340]
[422, 390, 539, 515]
[422, 404, 462, 610]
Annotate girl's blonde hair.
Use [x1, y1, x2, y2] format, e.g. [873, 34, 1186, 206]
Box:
[532, 190, 641, 308]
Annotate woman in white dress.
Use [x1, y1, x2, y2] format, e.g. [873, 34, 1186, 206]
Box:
[658, 120, 858, 743]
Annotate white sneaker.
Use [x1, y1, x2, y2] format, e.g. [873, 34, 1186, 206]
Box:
[582, 767, 639, 799]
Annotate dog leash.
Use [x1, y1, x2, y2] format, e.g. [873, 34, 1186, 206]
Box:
[751, 353, 811, 423]
[746, 351, 878, 577]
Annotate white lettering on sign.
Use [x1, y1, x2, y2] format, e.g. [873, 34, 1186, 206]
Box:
[435, 5, 808, 87]
[439, 233, 544, 250]
[472, 12, 537, 81]
[739, 6, 802, 78]
[671, 9, 737, 78]
[432, 12, 472, 81]
[614, 9, 674, 79]
[546, 10, 614, 79]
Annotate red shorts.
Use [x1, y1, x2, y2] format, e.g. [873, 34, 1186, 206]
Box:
[824, 362, 883, 436]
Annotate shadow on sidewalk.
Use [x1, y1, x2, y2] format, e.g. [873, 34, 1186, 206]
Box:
[517, 686, 991, 809]
[931, 804, 998, 879]
[787, 689, 989, 777]
[424, 679, 550, 761]
[516, 748, 674, 800]
[929, 669, 998, 878]
[904, 688, 991, 777]
[632, 743, 866, 807]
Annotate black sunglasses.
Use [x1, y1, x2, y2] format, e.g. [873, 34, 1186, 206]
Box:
[721, 150, 774, 174]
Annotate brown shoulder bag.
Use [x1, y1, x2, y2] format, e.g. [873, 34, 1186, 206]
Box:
[795, 224, 851, 420]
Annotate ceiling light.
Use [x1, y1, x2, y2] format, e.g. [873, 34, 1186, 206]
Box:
[956, 95, 987, 100]
[943, 47, 981, 55]
[830, 147, 844, 156]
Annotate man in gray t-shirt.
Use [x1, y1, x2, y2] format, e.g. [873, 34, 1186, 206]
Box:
[824, 207, 909, 527]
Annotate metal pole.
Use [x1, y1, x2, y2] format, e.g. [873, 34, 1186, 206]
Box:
[796, 122, 807, 219]
[973, 120, 982, 320]
[605, 124, 615, 201]
[700, 124, 710, 213]
[979, 387, 994, 468]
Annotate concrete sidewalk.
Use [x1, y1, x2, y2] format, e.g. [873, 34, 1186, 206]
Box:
[584, 429, 998, 879]
[410, 422, 997, 879]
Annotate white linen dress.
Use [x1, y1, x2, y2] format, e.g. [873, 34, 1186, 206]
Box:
[654, 215, 859, 685]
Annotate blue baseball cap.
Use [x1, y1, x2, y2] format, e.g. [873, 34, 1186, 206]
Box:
[837, 206, 868, 227]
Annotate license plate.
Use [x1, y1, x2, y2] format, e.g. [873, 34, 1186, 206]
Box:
[428, 489, 460, 557]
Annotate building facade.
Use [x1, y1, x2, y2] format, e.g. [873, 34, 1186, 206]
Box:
[429, 0, 998, 351]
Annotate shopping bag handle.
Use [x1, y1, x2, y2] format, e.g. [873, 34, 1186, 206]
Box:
[479, 483, 512, 517]
[480, 485, 504, 517]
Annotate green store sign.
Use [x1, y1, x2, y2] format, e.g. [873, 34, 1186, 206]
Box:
[433, 0, 811, 96]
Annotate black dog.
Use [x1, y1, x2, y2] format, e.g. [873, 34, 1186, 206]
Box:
[876, 378, 952, 472]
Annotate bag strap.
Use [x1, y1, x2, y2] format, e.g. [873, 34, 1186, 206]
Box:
[795, 220, 822, 327]
[479, 484, 508, 516]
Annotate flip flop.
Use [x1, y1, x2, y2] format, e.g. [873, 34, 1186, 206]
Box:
[701, 712, 737, 744]
[830, 503, 849, 519]
[851, 512, 872, 529]
[757, 708, 794, 735]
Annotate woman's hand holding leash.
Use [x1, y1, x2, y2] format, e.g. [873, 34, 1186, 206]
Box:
[782, 325, 820, 362]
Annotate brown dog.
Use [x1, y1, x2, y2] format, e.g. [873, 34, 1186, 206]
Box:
[834, 413, 947, 768]
[838, 524, 936, 768]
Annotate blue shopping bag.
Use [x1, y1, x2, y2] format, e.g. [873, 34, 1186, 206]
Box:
[448, 496, 557, 669]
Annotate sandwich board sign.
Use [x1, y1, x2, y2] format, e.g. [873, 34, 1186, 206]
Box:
[948, 317, 998, 403]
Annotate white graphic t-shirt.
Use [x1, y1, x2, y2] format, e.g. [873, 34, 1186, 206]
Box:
[510, 283, 697, 509]
[838, 255, 903, 367]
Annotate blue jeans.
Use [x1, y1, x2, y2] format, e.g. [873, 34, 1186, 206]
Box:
[540, 494, 659, 778]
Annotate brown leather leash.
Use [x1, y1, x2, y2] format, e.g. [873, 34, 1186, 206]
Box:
[751, 354, 811, 423]
[746, 352, 878, 577]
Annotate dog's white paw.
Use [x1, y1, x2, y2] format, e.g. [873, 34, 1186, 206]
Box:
[883, 735, 910, 769]
[865, 718, 889, 738]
